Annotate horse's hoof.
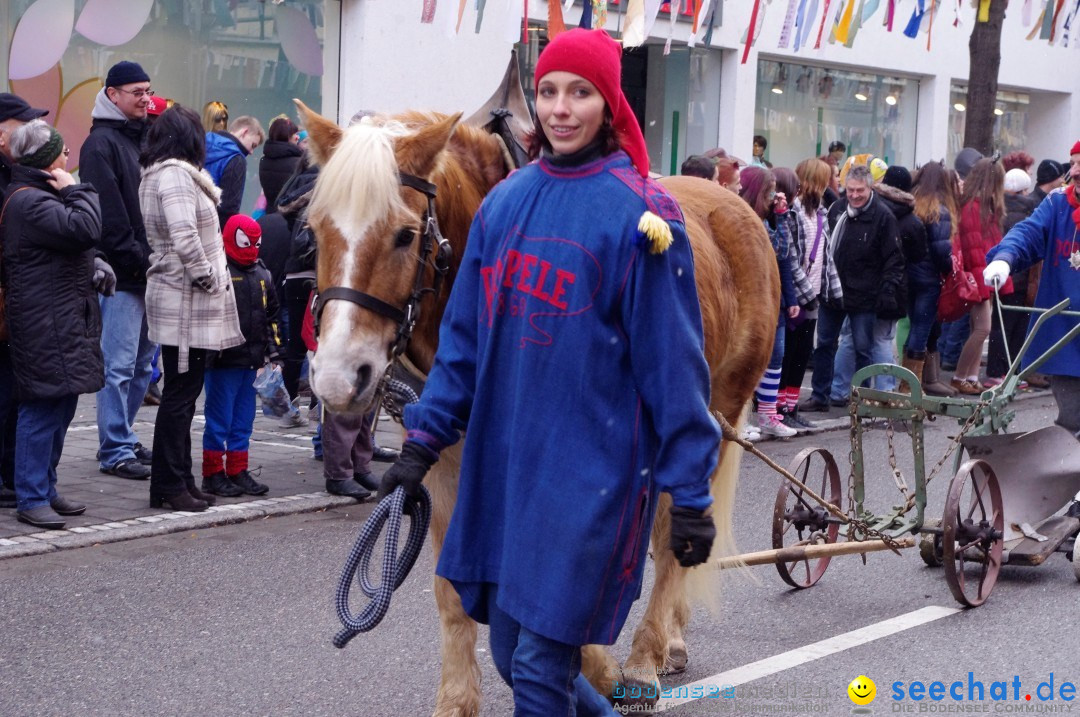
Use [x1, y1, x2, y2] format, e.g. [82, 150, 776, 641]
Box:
[661, 646, 688, 675]
[612, 676, 660, 713]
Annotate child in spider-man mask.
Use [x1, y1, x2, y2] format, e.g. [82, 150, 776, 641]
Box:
[200, 214, 284, 498]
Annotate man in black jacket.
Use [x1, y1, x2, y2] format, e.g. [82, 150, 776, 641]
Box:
[79, 60, 154, 480]
[0, 93, 49, 508]
[800, 164, 905, 411]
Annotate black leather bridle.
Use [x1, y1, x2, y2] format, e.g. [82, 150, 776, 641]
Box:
[314, 171, 452, 358]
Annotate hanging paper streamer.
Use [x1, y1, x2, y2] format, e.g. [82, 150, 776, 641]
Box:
[454, 0, 468, 33]
[622, 0, 644, 44]
[421, 0, 437, 23]
[1022, 0, 1034, 25]
[690, 0, 703, 34]
[1050, 0, 1066, 41]
[861, 0, 880, 21]
[548, 0, 567, 36]
[827, 0, 844, 44]
[1028, 0, 1048, 39]
[885, 0, 896, 30]
[953, 0, 963, 28]
[474, 0, 487, 33]
[844, 0, 866, 46]
[689, 0, 713, 46]
[741, 0, 763, 62]
[778, 0, 799, 48]
[580, 0, 593, 27]
[903, 0, 926, 37]
[702, 0, 722, 45]
[1041, 0, 1056, 37]
[978, 0, 991, 21]
[814, 0, 833, 47]
[925, 0, 936, 49]
[835, 0, 856, 43]
[795, 0, 819, 50]
[523, 0, 529, 43]
[1065, 0, 1080, 46]
[664, 0, 678, 55]
[593, 0, 608, 28]
[642, 0, 664, 37]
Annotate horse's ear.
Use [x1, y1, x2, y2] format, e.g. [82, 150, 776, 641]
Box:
[396, 112, 463, 178]
[293, 98, 342, 167]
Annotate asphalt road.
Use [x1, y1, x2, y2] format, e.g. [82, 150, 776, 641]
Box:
[1, 393, 1077, 716]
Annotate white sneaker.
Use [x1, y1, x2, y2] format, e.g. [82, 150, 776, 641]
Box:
[759, 414, 798, 438]
[740, 424, 762, 442]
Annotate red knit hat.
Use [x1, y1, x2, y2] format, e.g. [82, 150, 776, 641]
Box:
[535, 28, 649, 178]
[1071, 140, 1080, 156]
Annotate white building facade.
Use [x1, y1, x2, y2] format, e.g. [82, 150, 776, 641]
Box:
[335, 0, 1080, 174]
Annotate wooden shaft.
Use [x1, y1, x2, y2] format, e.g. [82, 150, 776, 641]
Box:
[715, 536, 916, 569]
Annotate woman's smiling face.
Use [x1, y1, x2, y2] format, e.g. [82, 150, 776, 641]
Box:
[536, 71, 607, 156]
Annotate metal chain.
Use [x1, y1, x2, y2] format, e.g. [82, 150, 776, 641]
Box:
[885, 418, 911, 502]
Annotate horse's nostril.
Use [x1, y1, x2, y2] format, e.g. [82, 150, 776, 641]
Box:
[356, 364, 372, 394]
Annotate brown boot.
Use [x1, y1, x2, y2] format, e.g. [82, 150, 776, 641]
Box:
[899, 354, 925, 394]
[922, 351, 957, 397]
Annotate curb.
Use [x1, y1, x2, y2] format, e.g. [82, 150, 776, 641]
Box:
[0, 492, 362, 561]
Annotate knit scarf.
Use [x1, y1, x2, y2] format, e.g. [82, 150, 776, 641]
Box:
[1067, 183, 1080, 229]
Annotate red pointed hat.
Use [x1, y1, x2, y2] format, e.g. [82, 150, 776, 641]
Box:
[1071, 140, 1080, 156]
[535, 28, 650, 178]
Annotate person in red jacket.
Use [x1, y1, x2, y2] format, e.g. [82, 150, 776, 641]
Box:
[952, 158, 1008, 394]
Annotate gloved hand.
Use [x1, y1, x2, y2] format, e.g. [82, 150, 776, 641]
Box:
[984, 260, 1011, 289]
[191, 271, 215, 293]
[92, 257, 116, 296]
[376, 440, 438, 502]
[669, 505, 716, 568]
[804, 298, 819, 312]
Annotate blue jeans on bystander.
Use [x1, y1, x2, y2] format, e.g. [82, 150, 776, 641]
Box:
[14, 395, 79, 511]
[810, 306, 876, 405]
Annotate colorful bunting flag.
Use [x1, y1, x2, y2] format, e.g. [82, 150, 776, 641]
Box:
[580, 0, 593, 28]
[835, 0, 857, 43]
[742, 0, 763, 62]
[623, 0, 644, 44]
[548, 0, 566, 36]
[421, 0, 437, 23]
[814, 0, 833, 47]
[778, 0, 800, 48]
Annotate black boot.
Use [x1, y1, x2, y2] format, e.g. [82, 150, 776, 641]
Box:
[230, 469, 269, 496]
[354, 471, 380, 492]
[326, 477, 371, 501]
[202, 471, 243, 497]
[184, 476, 216, 506]
[149, 490, 209, 512]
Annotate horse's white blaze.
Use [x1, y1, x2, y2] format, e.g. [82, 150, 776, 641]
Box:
[310, 303, 389, 413]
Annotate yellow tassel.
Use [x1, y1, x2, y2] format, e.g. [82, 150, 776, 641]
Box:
[638, 211, 673, 254]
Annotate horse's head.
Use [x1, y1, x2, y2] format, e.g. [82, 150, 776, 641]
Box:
[294, 100, 462, 414]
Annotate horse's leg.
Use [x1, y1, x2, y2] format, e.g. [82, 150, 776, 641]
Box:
[581, 644, 621, 703]
[426, 445, 483, 717]
[617, 491, 681, 710]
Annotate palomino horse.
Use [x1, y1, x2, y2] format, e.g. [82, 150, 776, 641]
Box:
[296, 101, 779, 714]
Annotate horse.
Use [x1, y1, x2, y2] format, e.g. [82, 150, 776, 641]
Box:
[295, 100, 779, 714]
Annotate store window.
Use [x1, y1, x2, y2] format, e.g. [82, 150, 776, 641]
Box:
[755, 59, 919, 169]
[947, 85, 1029, 164]
[3, 0, 333, 213]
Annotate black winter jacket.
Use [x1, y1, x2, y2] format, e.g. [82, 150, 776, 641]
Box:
[211, 258, 283, 369]
[78, 116, 149, 292]
[256, 212, 291, 290]
[876, 183, 928, 318]
[277, 162, 320, 276]
[907, 207, 954, 288]
[826, 193, 905, 316]
[1003, 192, 1038, 296]
[1, 166, 104, 399]
[259, 140, 303, 213]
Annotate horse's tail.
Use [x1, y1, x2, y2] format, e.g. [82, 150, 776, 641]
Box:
[686, 402, 757, 610]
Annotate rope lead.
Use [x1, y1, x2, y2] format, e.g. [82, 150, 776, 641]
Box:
[333, 485, 432, 648]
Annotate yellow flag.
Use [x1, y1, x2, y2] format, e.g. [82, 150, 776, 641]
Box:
[977, 0, 990, 22]
[835, 0, 857, 43]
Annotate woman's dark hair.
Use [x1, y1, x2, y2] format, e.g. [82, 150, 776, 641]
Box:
[960, 158, 1005, 231]
[739, 166, 776, 220]
[773, 166, 798, 204]
[140, 105, 206, 168]
[912, 160, 958, 230]
[268, 116, 299, 143]
[681, 155, 716, 180]
[527, 113, 620, 161]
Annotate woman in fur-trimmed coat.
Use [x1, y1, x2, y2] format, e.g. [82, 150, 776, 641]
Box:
[138, 105, 243, 513]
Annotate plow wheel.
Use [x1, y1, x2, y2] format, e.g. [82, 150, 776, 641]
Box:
[919, 518, 943, 568]
[942, 459, 1004, 607]
[772, 448, 842, 589]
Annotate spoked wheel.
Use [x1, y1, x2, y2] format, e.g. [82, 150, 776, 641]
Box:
[942, 459, 1005, 607]
[772, 447, 842, 589]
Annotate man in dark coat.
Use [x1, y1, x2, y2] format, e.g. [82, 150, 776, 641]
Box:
[0, 92, 49, 508]
[79, 60, 154, 480]
[800, 164, 905, 411]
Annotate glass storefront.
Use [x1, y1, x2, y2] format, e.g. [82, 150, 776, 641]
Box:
[947, 84, 1029, 164]
[755, 59, 920, 169]
[3, 0, 332, 213]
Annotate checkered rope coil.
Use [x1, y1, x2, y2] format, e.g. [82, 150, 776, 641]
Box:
[332, 485, 432, 648]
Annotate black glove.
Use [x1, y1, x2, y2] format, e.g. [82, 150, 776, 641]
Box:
[377, 441, 437, 502]
[804, 297, 819, 312]
[191, 271, 215, 293]
[669, 505, 716, 568]
[92, 257, 117, 296]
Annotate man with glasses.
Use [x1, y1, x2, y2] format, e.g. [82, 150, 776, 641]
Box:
[80, 60, 155, 480]
[0, 93, 50, 508]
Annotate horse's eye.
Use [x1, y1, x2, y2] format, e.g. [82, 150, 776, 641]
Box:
[394, 227, 416, 248]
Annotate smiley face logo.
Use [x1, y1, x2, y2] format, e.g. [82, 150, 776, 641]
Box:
[848, 675, 876, 705]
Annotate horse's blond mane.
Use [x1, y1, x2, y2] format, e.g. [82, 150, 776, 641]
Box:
[308, 119, 411, 241]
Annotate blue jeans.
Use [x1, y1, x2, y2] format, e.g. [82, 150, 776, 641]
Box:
[97, 291, 158, 469]
[486, 588, 616, 716]
[0, 344, 18, 490]
[203, 367, 257, 454]
[831, 317, 898, 398]
[14, 395, 78, 511]
[905, 284, 941, 356]
[938, 318, 970, 368]
[810, 306, 876, 405]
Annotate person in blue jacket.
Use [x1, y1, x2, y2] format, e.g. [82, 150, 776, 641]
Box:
[985, 140, 1080, 438]
[378, 28, 719, 715]
[204, 115, 264, 229]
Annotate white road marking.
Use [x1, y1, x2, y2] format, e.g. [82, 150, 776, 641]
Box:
[250, 440, 312, 451]
[656, 605, 960, 710]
